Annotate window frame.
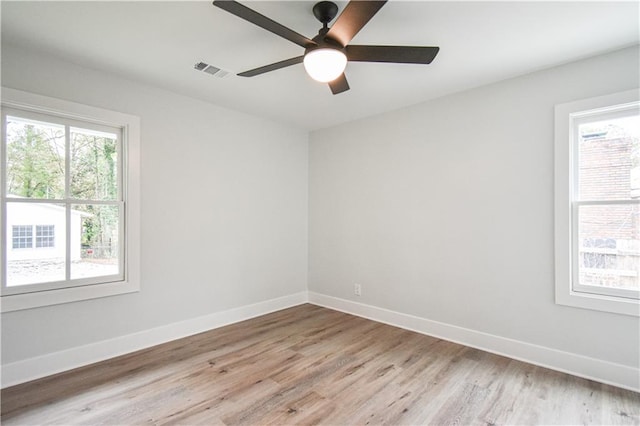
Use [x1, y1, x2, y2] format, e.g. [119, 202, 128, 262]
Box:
[0, 88, 140, 312]
[554, 88, 640, 317]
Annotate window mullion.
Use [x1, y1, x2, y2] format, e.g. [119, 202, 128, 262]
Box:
[65, 124, 71, 282]
[570, 202, 580, 292]
[1, 110, 7, 290]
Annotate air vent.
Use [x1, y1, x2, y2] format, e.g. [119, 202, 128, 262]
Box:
[194, 61, 229, 78]
[194, 61, 208, 71]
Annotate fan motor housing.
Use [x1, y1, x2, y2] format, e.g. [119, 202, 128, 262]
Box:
[312, 1, 339, 25]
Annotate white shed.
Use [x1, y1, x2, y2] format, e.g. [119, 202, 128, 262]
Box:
[7, 200, 89, 262]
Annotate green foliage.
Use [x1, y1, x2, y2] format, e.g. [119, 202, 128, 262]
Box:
[6, 122, 65, 198]
[71, 131, 118, 200]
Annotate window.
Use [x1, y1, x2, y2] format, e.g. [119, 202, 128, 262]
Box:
[12, 225, 32, 249]
[555, 89, 640, 316]
[1, 88, 140, 312]
[11, 225, 54, 249]
[36, 225, 55, 248]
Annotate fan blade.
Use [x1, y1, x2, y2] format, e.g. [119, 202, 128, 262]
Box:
[328, 73, 350, 94]
[346, 45, 439, 64]
[326, 1, 387, 47]
[237, 56, 304, 77]
[213, 0, 315, 48]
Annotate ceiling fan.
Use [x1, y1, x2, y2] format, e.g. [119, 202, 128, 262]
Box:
[212, 0, 440, 94]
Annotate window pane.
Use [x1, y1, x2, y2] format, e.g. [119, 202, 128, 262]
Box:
[578, 114, 640, 201]
[70, 127, 119, 201]
[70, 204, 120, 280]
[5, 116, 66, 199]
[6, 202, 66, 286]
[578, 204, 639, 291]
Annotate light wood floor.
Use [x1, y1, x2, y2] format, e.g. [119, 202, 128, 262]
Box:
[2, 304, 639, 425]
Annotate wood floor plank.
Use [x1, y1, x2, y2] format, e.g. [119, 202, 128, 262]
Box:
[2, 304, 638, 425]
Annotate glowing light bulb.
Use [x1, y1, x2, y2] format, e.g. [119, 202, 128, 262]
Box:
[303, 48, 347, 83]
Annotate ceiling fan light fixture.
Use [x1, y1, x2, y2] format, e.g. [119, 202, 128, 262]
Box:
[303, 47, 347, 83]
[213, 0, 441, 94]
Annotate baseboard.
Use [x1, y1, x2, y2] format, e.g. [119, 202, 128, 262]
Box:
[308, 291, 639, 392]
[1, 291, 309, 389]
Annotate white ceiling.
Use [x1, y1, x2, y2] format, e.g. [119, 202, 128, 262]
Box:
[2, 1, 638, 131]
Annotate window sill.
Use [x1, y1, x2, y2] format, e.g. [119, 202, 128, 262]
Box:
[1, 280, 139, 312]
[555, 286, 639, 317]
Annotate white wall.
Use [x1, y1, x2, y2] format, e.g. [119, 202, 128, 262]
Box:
[309, 46, 640, 370]
[1, 44, 308, 365]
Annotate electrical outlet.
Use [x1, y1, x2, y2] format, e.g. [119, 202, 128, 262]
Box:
[354, 283, 362, 296]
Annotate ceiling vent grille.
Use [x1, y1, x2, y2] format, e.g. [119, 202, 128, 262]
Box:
[194, 61, 229, 78]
